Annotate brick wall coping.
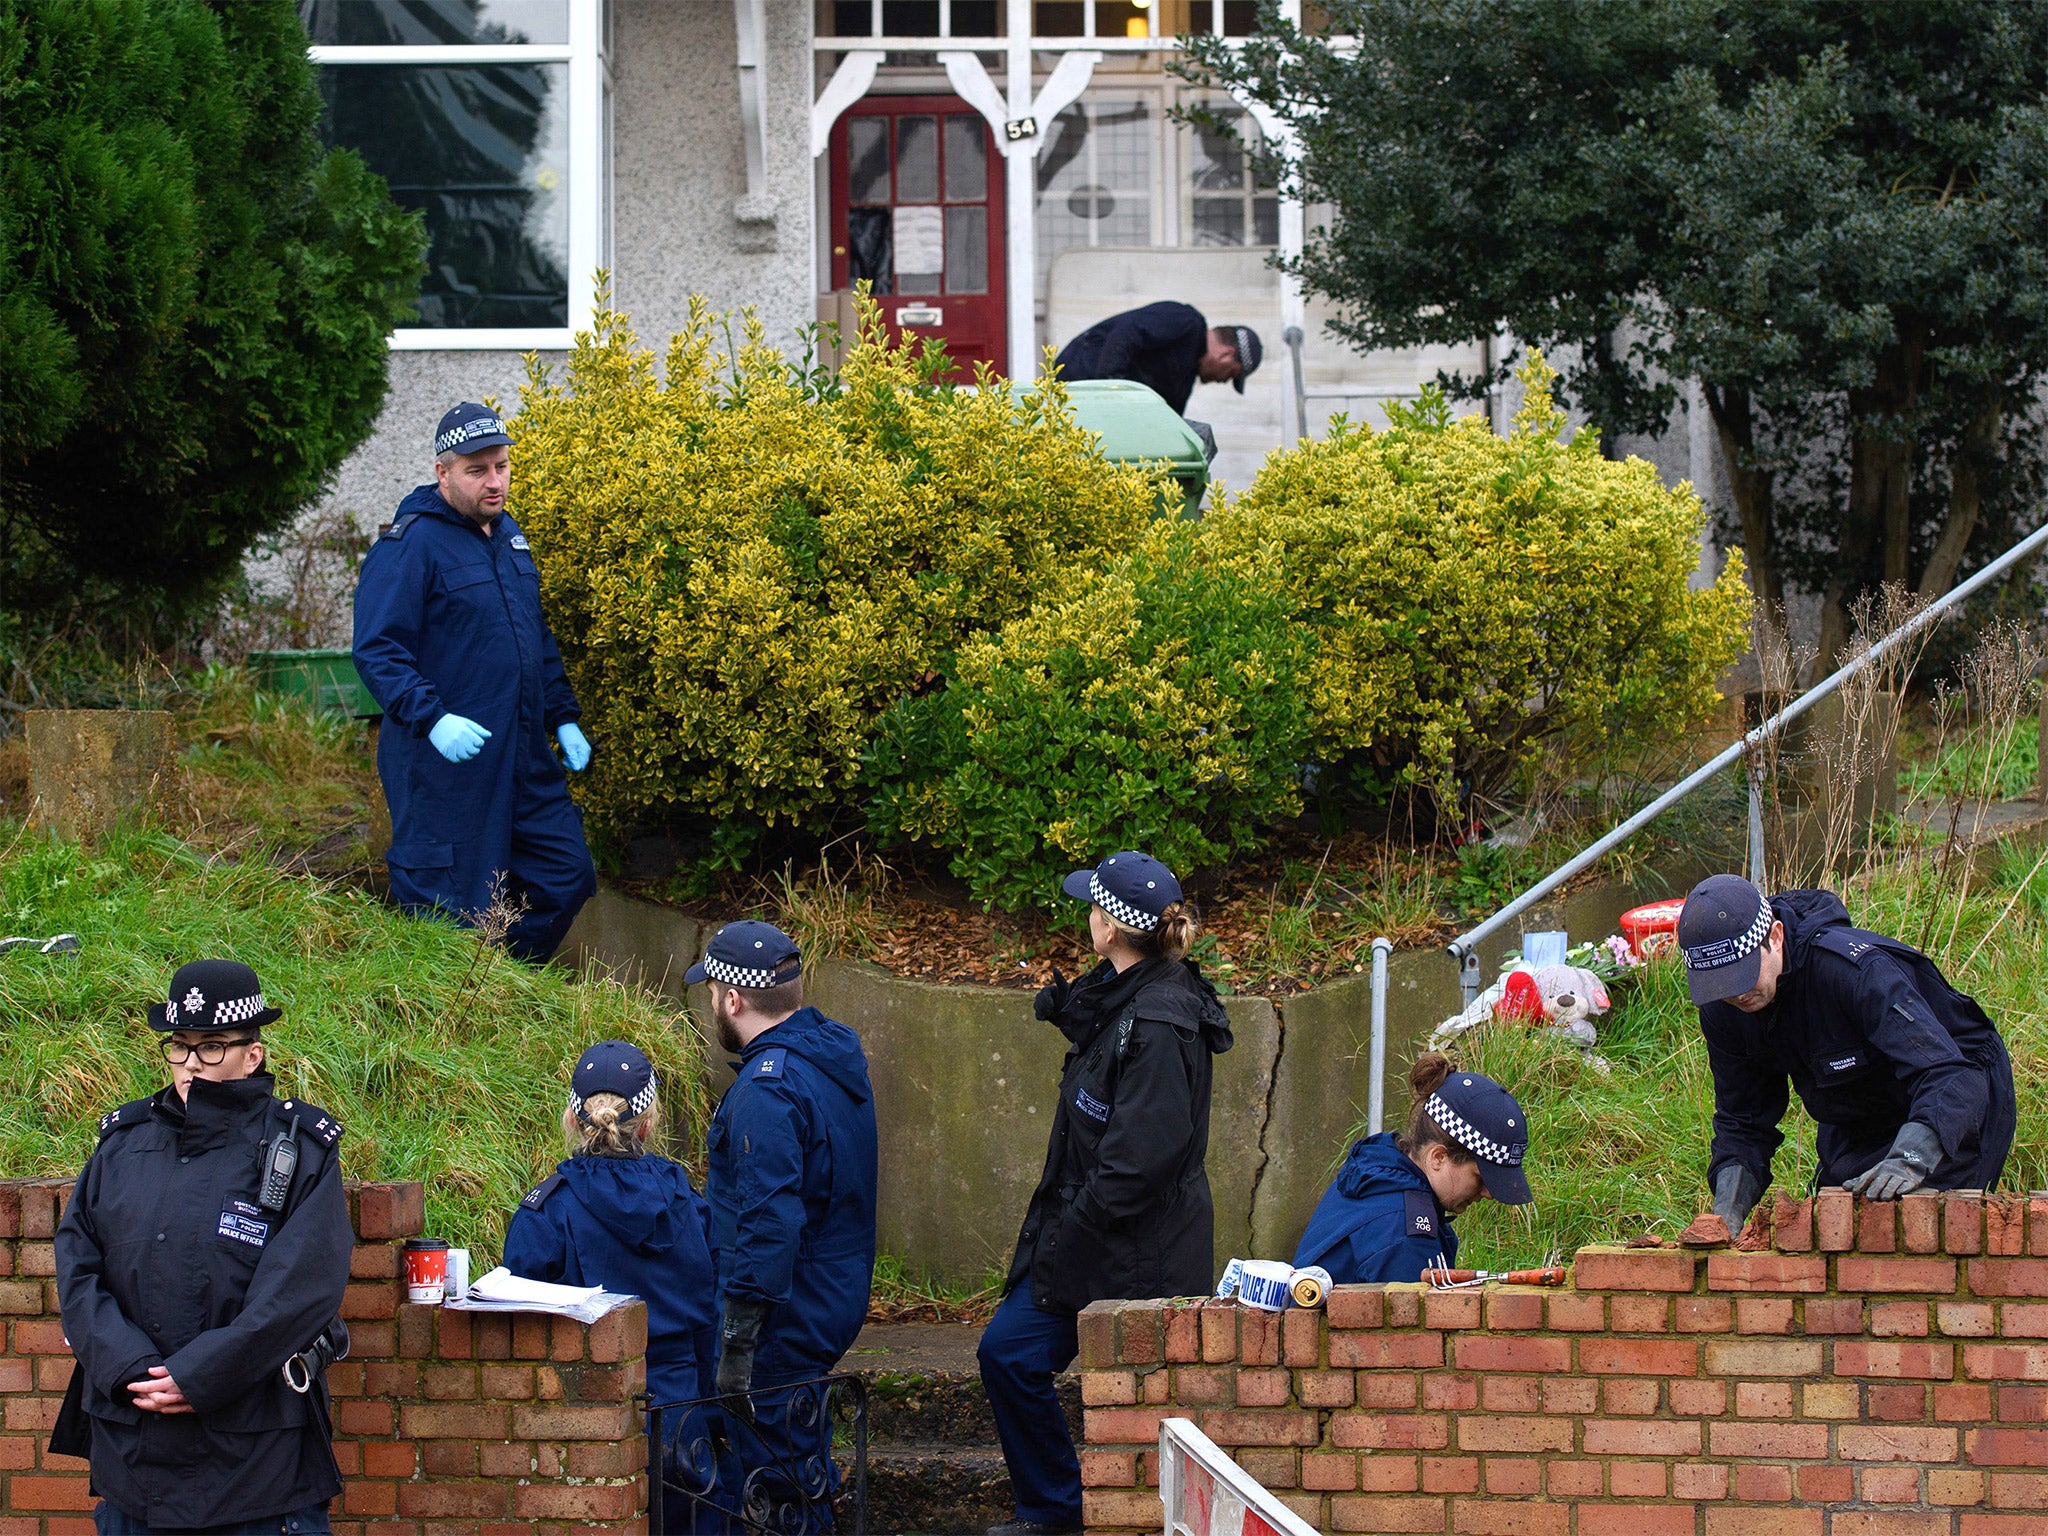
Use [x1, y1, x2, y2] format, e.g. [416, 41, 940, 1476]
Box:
[1075, 1190, 2048, 1535]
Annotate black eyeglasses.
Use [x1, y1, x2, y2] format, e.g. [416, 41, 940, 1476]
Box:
[159, 1037, 259, 1065]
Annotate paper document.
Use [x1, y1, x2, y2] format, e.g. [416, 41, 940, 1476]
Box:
[444, 1266, 637, 1324]
[893, 205, 944, 278]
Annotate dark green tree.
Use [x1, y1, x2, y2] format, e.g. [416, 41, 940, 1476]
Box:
[0, 0, 423, 621]
[1187, 1, 2048, 661]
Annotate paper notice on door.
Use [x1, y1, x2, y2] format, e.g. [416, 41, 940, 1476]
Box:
[892, 205, 944, 280]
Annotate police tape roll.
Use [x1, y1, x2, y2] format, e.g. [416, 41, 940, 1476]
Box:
[1215, 1257, 1246, 1300]
[1238, 1259, 1295, 1311]
[1290, 1265, 1333, 1309]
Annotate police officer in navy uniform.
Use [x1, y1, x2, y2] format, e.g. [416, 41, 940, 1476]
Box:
[352, 401, 597, 963]
[53, 960, 351, 1534]
[692, 922, 878, 1531]
[1293, 1053, 1534, 1284]
[1681, 875, 2017, 1235]
[1053, 303, 1262, 416]
[505, 1040, 720, 1532]
[981, 853, 1234, 1536]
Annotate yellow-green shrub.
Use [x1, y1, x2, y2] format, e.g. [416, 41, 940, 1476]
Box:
[1204, 350, 1753, 803]
[509, 296, 1161, 857]
[867, 522, 1313, 911]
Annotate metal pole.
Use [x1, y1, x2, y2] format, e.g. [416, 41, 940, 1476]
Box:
[1367, 936, 1392, 1134]
[1747, 755, 1767, 888]
[1284, 324, 1307, 442]
[1446, 516, 2048, 1006]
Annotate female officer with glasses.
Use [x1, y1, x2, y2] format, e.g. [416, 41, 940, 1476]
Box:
[980, 853, 1235, 1536]
[54, 960, 352, 1534]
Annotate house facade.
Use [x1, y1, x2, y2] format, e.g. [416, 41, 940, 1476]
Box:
[305, 0, 1723, 520]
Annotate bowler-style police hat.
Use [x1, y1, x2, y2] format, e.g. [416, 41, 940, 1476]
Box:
[685, 920, 803, 989]
[569, 1039, 658, 1124]
[1677, 874, 1777, 1005]
[148, 958, 281, 1033]
[434, 401, 514, 457]
[1061, 851, 1183, 933]
[1424, 1071, 1534, 1205]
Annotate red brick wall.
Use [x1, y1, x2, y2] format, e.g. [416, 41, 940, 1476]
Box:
[1079, 1189, 2048, 1535]
[0, 1178, 650, 1534]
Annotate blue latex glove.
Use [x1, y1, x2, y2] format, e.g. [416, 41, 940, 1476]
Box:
[428, 713, 492, 763]
[556, 723, 591, 772]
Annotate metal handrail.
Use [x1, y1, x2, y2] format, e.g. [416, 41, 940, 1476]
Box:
[1447, 518, 2048, 1006]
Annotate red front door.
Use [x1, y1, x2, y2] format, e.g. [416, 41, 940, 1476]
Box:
[830, 96, 1007, 380]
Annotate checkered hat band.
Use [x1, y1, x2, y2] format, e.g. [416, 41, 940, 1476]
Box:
[435, 415, 507, 454]
[1425, 1093, 1522, 1166]
[1685, 897, 1773, 972]
[703, 955, 799, 989]
[166, 991, 267, 1026]
[570, 1074, 659, 1121]
[1089, 872, 1160, 932]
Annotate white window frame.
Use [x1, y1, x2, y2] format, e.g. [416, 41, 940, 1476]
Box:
[308, 0, 607, 350]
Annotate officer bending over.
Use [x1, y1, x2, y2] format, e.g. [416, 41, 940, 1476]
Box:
[54, 961, 350, 1534]
[692, 922, 878, 1530]
[1680, 875, 2016, 1235]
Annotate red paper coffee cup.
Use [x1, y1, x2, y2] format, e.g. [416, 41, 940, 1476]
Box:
[403, 1238, 450, 1304]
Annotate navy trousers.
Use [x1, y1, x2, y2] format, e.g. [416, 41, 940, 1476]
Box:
[978, 1287, 1082, 1528]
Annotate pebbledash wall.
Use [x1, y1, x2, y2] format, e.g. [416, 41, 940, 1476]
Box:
[0, 1178, 650, 1533]
[1078, 1188, 2048, 1536]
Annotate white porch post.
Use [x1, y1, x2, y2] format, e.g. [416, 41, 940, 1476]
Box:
[1004, 0, 1037, 379]
[567, 0, 605, 334]
[1244, 0, 1306, 437]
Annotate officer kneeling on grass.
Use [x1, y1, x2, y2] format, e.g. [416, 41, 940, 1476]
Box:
[1680, 874, 2016, 1237]
[1293, 1052, 1535, 1284]
[54, 960, 351, 1534]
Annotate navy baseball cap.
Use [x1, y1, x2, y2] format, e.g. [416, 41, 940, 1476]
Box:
[149, 958, 281, 1033]
[434, 401, 514, 457]
[1678, 875, 1777, 1005]
[1424, 1070, 1533, 1205]
[1061, 851, 1183, 932]
[1229, 326, 1262, 393]
[569, 1039, 657, 1123]
[685, 920, 803, 989]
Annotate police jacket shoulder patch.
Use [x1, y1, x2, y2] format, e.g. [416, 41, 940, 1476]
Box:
[382, 513, 418, 540]
[1809, 926, 1888, 967]
[276, 1098, 344, 1148]
[751, 1048, 789, 1080]
[1402, 1188, 1439, 1239]
[521, 1172, 565, 1211]
[97, 1098, 155, 1140]
[509, 533, 530, 551]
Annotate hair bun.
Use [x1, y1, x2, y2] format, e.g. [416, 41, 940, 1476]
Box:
[1408, 1050, 1452, 1099]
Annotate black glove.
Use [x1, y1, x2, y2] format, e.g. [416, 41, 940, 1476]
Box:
[715, 1297, 769, 1426]
[1712, 1164, 1763, 1236]
[1845, 1122, 1943, 1201]
[1034, 967, 1071, 1022]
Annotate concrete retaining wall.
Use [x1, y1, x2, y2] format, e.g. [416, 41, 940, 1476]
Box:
[566, 870, 1703, 1285]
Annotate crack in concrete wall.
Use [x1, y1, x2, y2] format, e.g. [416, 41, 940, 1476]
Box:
[1242, 998, 1290, 1257]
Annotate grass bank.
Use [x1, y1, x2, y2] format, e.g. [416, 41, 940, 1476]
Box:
[0, 823, 709, 1266]
[1449, 841, 2048, 1272]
